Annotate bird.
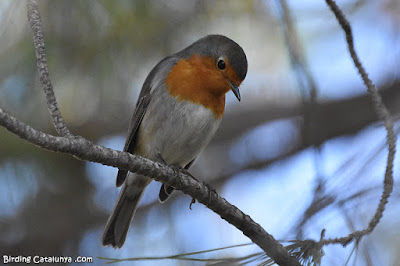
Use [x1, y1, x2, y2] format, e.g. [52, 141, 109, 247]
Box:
[102, 34, 248, 248]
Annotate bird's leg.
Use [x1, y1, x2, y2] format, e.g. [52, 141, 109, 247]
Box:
[154, 151, 197, 179]
[155, 151, 180, 175]
[154, 150, 187, 192]
[155, 150, 168, 166]
[155, 150, 177, 186]
[154, 151, 200, 208]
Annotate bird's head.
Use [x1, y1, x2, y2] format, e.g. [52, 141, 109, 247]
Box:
[165, 35, 248, 118]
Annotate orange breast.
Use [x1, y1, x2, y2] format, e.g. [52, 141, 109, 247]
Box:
[164, 55, 230, 119]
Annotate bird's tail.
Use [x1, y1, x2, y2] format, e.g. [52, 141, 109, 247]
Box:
[102, 174, 151, 248]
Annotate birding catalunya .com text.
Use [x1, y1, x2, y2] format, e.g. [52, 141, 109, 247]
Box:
[3, 255, 93, 264]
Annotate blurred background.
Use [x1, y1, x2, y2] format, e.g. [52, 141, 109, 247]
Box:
[1, 0, 400, 265]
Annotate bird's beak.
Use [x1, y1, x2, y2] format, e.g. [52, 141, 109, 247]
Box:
[230, 82, 241, 102]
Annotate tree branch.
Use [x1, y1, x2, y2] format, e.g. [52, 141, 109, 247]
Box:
[27, 0, 71, 136]
[0, 107, 300, 265]
[321, 0, 397, 246]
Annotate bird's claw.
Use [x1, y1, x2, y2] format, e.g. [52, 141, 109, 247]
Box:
[189, 198, 196, 209]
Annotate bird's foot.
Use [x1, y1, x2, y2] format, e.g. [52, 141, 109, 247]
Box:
[155, 151, 168, 166]
[189, 198, 196, 209]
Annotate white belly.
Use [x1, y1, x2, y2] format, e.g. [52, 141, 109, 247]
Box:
[136, 92, 221, 166]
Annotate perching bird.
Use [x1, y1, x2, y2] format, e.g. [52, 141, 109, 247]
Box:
[102, 34, 248, 248]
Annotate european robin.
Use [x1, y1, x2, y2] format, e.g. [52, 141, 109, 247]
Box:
[102, 34, 248, 248]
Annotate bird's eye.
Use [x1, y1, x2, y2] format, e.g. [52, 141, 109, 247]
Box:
[217, 59, 226, 70]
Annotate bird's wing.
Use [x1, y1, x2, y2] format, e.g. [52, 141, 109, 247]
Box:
[116, 56, 177, 187]
[116, 95, 150, 186]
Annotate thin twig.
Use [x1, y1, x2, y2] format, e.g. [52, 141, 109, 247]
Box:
[26, 0, 71, 136]
[277, 0, 318, 102]
[322, 0, 396, 246]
